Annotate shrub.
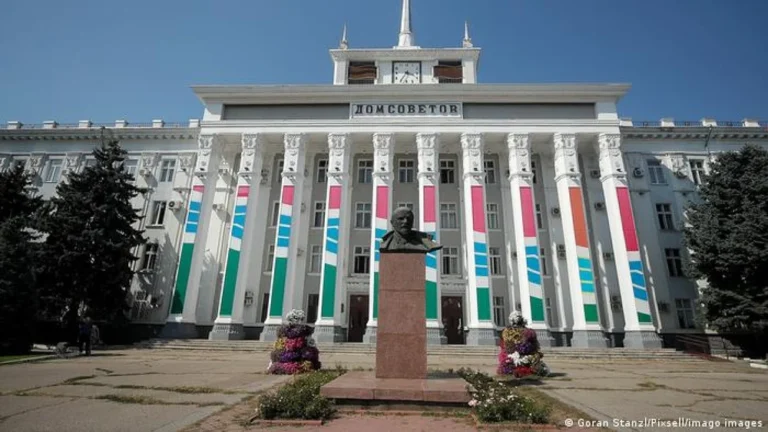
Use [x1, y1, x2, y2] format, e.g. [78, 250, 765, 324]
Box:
[255, 370, 339, 421]
[459, 368, 550, 424]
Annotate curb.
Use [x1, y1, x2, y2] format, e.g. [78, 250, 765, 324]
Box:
[0, 355, 57, 366]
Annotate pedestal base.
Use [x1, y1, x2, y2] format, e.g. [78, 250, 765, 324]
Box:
[466, 327, 497, 346]
[260, 324, 281, 342]
[623, 330, 663, 349]
[534, 329, 555, 347]
[427, 327, 447, 345]
[320, 371, 470, 404]
[159, 322, 198, 339]
[571, 330, 608, 348]
[362, 326, 377, 344]
[208, 323, 244, 341]
[314, 324, 345, 343]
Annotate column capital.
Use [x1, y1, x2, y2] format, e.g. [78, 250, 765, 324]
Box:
[460, 132, 484, 151]
[417, 132, 440, 180]
[178, 153, 197, 173]
[597, 133, 627, 182]
[140, 152, 159, 169]
[282, 133, 307, 182]
[328, 132, 351, 150]
[63, 152, 83, 175]
[506, 133, 533, 182]
[240, 133, 266, 179]
[328, 133, 352, 182]
[195, 134, 221, 178]
[373, 133, 394, 181]
[461, 132, 485, 181]
[553, 133, 579, 182]
[284, 133, 307, 150]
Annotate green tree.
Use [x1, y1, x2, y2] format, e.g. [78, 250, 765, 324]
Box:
[684, 144, 768, 334]
[0, 163, 43, 354]
[40, 136, 145, 337]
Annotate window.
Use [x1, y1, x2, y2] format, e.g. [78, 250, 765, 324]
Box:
[265, 245, 275, 272]
[397, 202, 414, 211]
[489, 247, 503, 275]
[124, 159, 138, 179]
[434, 61, 463, 84]
[313, 202, 325, 228]
[546, 297, 556, 328]
[275, 160, 284, 183]
[442, 247, 460, 275]
[309, 245, 322, 274]
[261, 293, 270, 322]
[493, 297, 506, 327]
[486, 203, 499, 229]
[150, 201, 167, 225]
[398, 159, 415, 183]
[540, 248, 548, 276]
[306, 294, 319, 324]
[44, 159, 62, 183]
[689, 160, 705, 185]
[675, 298, 696, 329]
[159, 159, 176, 182]
[665, 248, 684, 277]
[357, 160, 373, 184]
[531, 160, 538, 184]
[353, 246, 370, 274]
[484, 160, 496, 184]
[355, 202, 372, 229]
[316, 159, 327, 183]
[647, 159, 666, 185]
[656, 203, 674, 230]
[440, 160, 455, 184]
[348, 61, 377, 85]
[270, 202, 280, 227]
[141, 243, 158, 270]
[84, 159, 97, 168]
[535, 204, 544, 230]
[440, 203, 458, 229]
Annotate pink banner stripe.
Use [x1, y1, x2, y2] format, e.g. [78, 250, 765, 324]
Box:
[423, 185, 436, 223]
[281, 185, 295, 205]
[192, 185, 204, 193]
[520, 186, 536, 237]
[376, 186, 389, 219]
[616, 187, 639, 252]
[471, 186, 486, 233]
[328, 185, 341, 210]
[237, 186, 250, 197]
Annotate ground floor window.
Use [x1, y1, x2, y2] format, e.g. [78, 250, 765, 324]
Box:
[442, 247, 460, 275]
[675, 298, 696, 329]
[306, 294, 319, 324]
[492, 296, 505, 327]
[260, 293, 270, 323]
[353, 246, 370, 274]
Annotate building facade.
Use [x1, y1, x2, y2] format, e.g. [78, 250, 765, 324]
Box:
[2, 1, 766, 347]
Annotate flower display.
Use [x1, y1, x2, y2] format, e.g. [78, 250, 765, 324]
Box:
[268, 309, 322, 375]
[497, 311, 549, 378]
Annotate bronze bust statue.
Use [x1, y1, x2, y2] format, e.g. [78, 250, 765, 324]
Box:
[380, 207, 442, 253]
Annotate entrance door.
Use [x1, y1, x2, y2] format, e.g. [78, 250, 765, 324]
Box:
[347, 295, 369, 343]
[441, 296, 465, 345]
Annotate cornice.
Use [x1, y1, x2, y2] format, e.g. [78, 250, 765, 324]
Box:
[0, 128, 199, 141]
[329, 47, 482, 62]
[620, 127, 768, 140]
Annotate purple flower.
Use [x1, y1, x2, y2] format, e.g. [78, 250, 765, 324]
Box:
[279, 351, 300, 362]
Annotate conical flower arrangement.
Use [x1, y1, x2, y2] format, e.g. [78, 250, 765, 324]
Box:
[267, 309, 322, 374]
[497, 311, 550, 378]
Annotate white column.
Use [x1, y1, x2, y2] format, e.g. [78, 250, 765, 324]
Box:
[597, 134, 662, 348]
[417, 132, 446, 345]
[261, 133, 307, 341]
[460, 133, 496, 345]
[162, 134, 222, 338]
[209, 134, 265, 340]
[363, 133, 394, 343]
[315, 133, 353, 342]
[507, 133, 554, 346]
[553, 133, 606, 348]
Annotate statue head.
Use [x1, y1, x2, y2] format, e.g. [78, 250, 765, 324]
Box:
[391, 207, 415, 237]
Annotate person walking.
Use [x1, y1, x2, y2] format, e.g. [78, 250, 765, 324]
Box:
[78, 317, 92, 356]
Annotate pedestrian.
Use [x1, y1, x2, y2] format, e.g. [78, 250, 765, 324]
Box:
[78, 317, 92, 356]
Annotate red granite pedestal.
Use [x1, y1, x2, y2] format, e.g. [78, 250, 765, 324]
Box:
[320, 252, 470, 405]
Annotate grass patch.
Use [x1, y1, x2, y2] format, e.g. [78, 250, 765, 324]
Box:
[94, 394, 224, 407]
[0, 354, 49, 364]
[112, 384, 243, 395]
[516, 387, 612, 431]
[254, 370, 342, 421]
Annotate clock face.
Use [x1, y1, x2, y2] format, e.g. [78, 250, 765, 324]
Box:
[393, 62, 421, 84]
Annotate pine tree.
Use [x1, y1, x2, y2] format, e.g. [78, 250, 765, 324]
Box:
[40, 135, 146, 336]
[0, 163, 43, 354]
[684, 144, 768, 335]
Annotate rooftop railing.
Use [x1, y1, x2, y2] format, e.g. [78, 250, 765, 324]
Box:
[622, 118, 768, 128]
[5, 120, 200, 130]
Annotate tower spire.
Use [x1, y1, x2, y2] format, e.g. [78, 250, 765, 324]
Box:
[462, 21, 473, 48]
[397, 0, 416, 48]
[339, 23, 348, 50]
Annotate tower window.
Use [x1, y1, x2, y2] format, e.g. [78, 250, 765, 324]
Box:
[348, 62, 377, 85]
[433, 61, 463, 84]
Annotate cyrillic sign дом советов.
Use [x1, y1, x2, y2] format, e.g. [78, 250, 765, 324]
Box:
[350, 103, 462, 119]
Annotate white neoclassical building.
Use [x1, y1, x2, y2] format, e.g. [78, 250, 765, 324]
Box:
[2, 1, 766, 348]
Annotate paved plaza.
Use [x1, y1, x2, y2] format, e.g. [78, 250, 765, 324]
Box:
[0, 348, 765, 431]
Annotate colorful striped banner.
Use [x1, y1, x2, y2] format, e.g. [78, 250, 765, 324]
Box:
[520, 186, 545, 322]
[268, 185, 294, 318]
[616, 186, 652, 324]
[422, 185, 438, 320]
[371, 185, 389, 320]
[170, 184, 205, 314]
[569, 187, 599, 324]
[471, 185, 492, 321]
[218, 185, 250, 317]
[319, 185, 342, 319]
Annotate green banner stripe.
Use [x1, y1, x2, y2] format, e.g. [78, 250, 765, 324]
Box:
[584, 304, 599, 323]
[476, 287, 492, 321]
[320, 263, 337, 319]
[170, 242, 195, 314]
[530, 296, 545, 322]
[638, 312, 652, 324]
[269, 258, 288, 318]
[372, 272, 379, 320]
[218, 248, 241, 316]
[425, 280, 438, 320]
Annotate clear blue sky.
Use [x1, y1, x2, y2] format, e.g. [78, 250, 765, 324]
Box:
[1, 0, 766, 124]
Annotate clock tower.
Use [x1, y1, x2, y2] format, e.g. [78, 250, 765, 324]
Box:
[330, 0, 481, 86]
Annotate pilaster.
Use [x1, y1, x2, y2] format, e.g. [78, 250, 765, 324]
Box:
[363, 133, 394, 344]
[261, 133, 308, 341]
[417, 132, 446, 345]
[162, 134, 222, 339]
[460, 133, 496, 346]
[507, 134, 553, 346]
[553, 133, 606, 348]
[315, 133, 353, 343]
[209, 133, 265, 340]
[597, 134, 661, 349]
